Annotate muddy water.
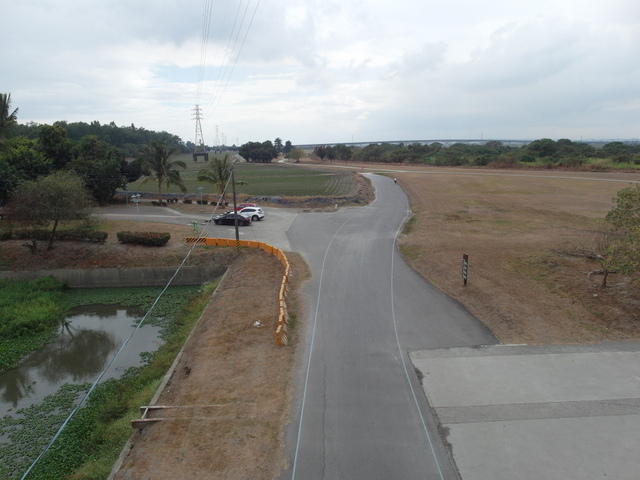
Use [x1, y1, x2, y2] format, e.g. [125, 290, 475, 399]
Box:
[0, 304, 162, 418]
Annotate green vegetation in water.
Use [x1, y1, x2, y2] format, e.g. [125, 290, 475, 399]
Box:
[63, 284, 201, 338]
[0, 277, 66, 371]
[1, 279, 219, 480]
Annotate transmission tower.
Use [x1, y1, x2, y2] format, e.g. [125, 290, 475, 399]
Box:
[214, 125, 220, 147]
[192, 105, 205, 152]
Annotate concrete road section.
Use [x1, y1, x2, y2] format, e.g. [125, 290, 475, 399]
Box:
[96, 204, 297, 252]
[411, 343, 640, 480]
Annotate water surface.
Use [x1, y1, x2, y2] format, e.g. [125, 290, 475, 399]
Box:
[0, 304, 161, 418]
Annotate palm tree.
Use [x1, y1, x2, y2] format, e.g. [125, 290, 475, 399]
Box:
[197, 154, 236, 203]
[0, 93, 19, 151]
[138, 140, 187, 195]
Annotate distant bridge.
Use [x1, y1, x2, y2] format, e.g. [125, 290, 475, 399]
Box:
[294, 139, 534, 149]
[294, 138, 638, 149]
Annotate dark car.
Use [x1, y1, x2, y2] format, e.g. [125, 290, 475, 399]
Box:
[213, 212, 252, 226]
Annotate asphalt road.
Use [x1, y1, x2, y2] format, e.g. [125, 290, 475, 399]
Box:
[278, 174, 497, 480]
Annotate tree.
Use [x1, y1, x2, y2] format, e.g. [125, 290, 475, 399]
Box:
[335, 144, 353, 162]
[238, 141, 278, 163]
[137, 140, 186, 195]
[68, 135, 127, 204]
[285, 147, 305, 163]
[4, 171, 94, 251]
[0, 137, 51, 205]
[197, 154, 234, 202]
[0, 93, 19, 151]
[525, 138, 557, 158]
[601, 184, 640, 283]
[282, 140, 293, 154]
[38, 124, 73, 169]
[274, 137, 283, 153]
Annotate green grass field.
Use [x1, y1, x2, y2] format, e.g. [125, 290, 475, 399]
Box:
[127, 154, 354, 197]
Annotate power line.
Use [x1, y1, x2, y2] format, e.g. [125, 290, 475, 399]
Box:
[203, 0, 262, 121]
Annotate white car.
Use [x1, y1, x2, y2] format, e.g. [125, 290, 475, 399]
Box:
[238, 206, 264, 221]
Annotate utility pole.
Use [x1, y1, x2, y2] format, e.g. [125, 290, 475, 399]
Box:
[231, 168, 240, 252]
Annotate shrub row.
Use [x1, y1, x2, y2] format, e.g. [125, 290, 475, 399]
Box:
[5, 229, 108, 242]
[116, 231, 171, 246]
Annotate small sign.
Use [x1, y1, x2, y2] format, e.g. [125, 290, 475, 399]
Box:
[462, 254, 469, 286]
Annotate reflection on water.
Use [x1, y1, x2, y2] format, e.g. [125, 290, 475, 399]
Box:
[0, 304, 162, 418]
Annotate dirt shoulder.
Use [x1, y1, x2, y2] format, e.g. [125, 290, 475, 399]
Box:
[110, 249, 308, 480]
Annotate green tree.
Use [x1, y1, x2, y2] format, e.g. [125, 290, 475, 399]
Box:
[239, 141, 278, 163]
[601, 184, 640, 283]
[285, 147, 305, 163]
[4, 171, 94, 251]
[68, 135, 127, 204]
[274, 137, 283, 153]
[0, 137, 51, 204]
[197, 154, 234, 202]
[38, 124, 73, 169]
[526, 138, 558, 158]
[335, 144, 353, 162]
[137, 140, 186, 195]
[282, 140, 293, 154]
[0, 157, 20, 205]
[0, 93, 19, 151]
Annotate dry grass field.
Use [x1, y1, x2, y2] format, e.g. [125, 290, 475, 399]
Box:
[390, 167, 640, 344]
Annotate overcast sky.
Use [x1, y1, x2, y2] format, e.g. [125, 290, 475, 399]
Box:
[3, 0, 639, 145]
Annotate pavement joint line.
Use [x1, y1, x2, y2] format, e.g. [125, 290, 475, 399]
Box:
[436, 398, 640, 424]
[409, 342, 640, 360]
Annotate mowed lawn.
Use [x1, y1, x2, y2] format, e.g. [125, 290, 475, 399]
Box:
[126, 154, 354, 197]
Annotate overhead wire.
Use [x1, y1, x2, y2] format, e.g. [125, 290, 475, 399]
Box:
[202, 0, 262, 122]
[20, 171, 237, 479]
[196, 0, 215, 105]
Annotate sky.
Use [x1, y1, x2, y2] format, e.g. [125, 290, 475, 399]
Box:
[2, 0, 640, 146]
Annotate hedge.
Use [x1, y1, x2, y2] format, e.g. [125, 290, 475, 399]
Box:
[116, 231, 171, 246]
[7, 229, 108, 243]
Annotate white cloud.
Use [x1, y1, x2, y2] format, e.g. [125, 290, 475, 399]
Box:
[2, 0, 639, 144]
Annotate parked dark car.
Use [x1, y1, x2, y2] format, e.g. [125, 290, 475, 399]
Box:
[213, 212, 252, 226]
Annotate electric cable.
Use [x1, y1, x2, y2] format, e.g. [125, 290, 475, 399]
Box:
[20, 172, 236, 479]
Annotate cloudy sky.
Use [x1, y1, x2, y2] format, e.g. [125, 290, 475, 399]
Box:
[3, 0, 639, 145]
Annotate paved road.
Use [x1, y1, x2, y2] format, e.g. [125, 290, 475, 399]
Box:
[278, 174, 497, 480]
[96, 203, 297, 251]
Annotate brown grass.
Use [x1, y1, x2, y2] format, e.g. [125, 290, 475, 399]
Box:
[111, 249, 308, 479]
[393, 168, 640, 344]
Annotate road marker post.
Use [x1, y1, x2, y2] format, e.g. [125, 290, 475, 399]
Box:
[462, 254, 469, 286]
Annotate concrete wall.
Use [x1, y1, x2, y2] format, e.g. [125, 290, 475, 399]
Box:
[0, 265, 226, 288]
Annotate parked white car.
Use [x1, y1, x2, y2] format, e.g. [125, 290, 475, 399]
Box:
[238, 206, 264, 221]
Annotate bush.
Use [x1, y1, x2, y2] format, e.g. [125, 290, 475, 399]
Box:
[116, 231, 171, 246]
[182, 199, 193, 204]
[10, 228, 107, 242]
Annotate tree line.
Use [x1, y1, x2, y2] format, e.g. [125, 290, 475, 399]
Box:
[312, 139, 640, 168]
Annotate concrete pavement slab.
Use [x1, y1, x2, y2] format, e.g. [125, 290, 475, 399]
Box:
[410, 343, 640, 480]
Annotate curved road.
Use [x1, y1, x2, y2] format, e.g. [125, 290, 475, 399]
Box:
[279, 174, 497, 480]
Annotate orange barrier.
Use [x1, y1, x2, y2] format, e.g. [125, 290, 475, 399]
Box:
[186, 237, 291, 346]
